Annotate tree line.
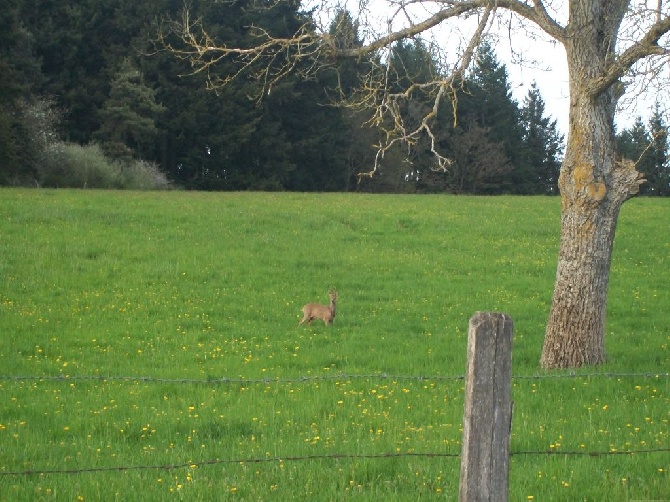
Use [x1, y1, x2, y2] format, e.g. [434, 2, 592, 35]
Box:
[0, 0, 667, 194]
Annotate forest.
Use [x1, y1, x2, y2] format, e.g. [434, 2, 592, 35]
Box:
[1, 0, 668, 194]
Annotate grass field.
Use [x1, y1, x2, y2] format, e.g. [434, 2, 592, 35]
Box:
[0, 189, 667, 500]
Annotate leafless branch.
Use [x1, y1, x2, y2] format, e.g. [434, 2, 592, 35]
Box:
[494, 0, 566, 42]
[156, 0, 668, 181]
[156, 7, 322, 101]
[356, 4, 497, 180]
[586, 14, 670, 98]
[337, 1, 484, 58]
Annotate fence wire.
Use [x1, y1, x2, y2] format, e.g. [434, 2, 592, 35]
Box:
[1, 448, 668, 478]
[0, 371, 667, 386]
[1, 371, 667, 478]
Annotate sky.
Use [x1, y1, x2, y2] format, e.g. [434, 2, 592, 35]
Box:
[499, 36, 664, 139]
[494, 34, 571, 137]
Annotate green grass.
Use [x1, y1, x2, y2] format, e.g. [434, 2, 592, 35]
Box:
[0, 189, 667, 501]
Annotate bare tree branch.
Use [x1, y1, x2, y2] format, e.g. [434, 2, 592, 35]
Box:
[156, 1, 566, 177]
[586, 15, 670, 98]
[337, 1, 566, 58]
[156, 0, 668, 181]
[156, 8, 322, 101]
[336, 1, 482, 58]
[658, 0, 664, 23]
[494, 0, 567, 42]
[356, 3, 496, 180]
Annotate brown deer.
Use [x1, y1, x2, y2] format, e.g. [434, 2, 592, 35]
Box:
[299, 290, 338, 325]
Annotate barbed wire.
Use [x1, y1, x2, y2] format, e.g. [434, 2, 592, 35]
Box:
[511, 371, 668, 380]
[1, 371, 667, 478]
[510, 448, 670, 457]
[0, 452, 460, 477]
[0, 373, 463, 385]
[0, 371, 667, 386]
[1, 448, 668, 477]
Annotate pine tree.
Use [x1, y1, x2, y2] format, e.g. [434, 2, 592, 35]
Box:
[646, 103, 669, 196]
[326, 9, 378, 190]
[388, 39, 439, 91]
[617, 117, 654, 193]
[374, 39, 443, 190]
[328, 9, 361, 52]
[0, 0, 46, 184]
[615, 111, 670, 196]
[438, 41, 519, 194]
[519, 82, 564, 194]
[94, 58, 165, 162]
[468, 42, 522, 142]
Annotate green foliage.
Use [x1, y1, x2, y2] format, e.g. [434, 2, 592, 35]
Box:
[645, 104, 670, 195]
[19, 0, 173, 146]
[328, 9, 362, 51]
[618, 117, 652, 171]
[369, 40, 519, 194]
[388, 39, 439, 91]
[0, 97, 63, 186]
[0, 0, 45, 184]
[0, 0, 42, 102]
[7, 1, 571, 193]
[37, 142, 170, 189]
[141, 0, 358, 190]
[38, 142, 117, 188]
[424, 122, 514, 194]
[324, 9, 378, 190]
[519, 82, 564, 194]
[6, 1, 666, 195]
[366, 39, 564, 195]
[464, 41, 524, 192]
[0, 107, 34, 185]
[0, 191, 667, 500]
[94, 58, 165, 163]
[121, 159, 171, 190]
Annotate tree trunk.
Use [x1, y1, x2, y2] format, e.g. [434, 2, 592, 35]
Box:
[540, 1, 643, 369]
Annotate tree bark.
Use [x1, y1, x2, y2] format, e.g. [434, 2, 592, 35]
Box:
[540, 1, 644, 369]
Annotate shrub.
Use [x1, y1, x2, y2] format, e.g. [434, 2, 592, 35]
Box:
[38, 142, 170, 190]
[39, 142, 122, 188]
[121, 159, 171, 190]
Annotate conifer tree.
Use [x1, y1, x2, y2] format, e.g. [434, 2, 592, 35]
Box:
[646, 103, 669, 195]
[326, 9, 379, 189]
[452, 42, 520, 193]
[617, 117, 653, 191]
[520, 82, 564, 194]
[0, 0, 46, 184]
[95, 58, 165, 162]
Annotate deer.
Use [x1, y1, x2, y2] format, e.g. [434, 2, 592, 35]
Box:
[299, 290, 338, 326]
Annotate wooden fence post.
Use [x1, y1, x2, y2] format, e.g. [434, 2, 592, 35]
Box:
[459, 312, 514, 502]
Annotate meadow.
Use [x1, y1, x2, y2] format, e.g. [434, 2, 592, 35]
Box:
[0, 189, 667, 501]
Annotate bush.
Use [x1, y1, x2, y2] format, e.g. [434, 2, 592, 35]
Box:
[39, 142, 121, 188]
[121, 159, 171, 190]
[38, 142, 170, 190]
[0, 96, 170, 190]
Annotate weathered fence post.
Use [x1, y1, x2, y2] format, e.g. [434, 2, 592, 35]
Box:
[459, 312, 514, 502]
